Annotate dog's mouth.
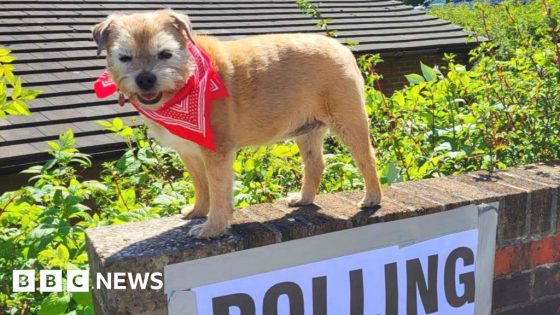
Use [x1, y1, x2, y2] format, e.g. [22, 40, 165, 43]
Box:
[136, 92, 163, 105]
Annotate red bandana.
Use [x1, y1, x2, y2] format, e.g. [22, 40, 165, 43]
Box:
[93, 43, 229, 151]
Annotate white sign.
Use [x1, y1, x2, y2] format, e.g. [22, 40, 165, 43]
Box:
[194, 229, 477, 315]
[165, 204, 498, 315]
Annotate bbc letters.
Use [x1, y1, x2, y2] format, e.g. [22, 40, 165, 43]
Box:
[193, 229, 478, 315]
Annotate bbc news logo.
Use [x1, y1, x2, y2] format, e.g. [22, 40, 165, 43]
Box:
[13, 270, 163, 292]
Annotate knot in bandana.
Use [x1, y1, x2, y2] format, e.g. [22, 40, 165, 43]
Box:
[94, 43, 229, 151]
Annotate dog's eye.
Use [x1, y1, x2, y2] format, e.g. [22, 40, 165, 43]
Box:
[119, 55, 132, 62]
[158, 50, 172, 60]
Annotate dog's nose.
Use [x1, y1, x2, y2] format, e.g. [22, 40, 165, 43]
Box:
[135, 72, 157, 91]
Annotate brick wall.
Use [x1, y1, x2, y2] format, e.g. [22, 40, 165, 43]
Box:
[86, 163, 560, 315]
[488, 165, 560, 315]
[373, 50, 471, 94]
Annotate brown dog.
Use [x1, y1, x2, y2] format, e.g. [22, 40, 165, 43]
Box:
[92, 10, 383, 238]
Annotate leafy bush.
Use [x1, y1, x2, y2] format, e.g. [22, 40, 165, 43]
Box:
[0, 48, 41, 118]
[1, 131, 96, 315]
[1, 0, 560, 313]
[363, 47, 559, 179]
[0, 122, 364, 314]
[429, 0, 560, 58]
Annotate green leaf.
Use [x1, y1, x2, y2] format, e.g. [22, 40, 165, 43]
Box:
[12, 100, 30, 115]
[56, 244, 70, 262]
[39, 292, 71, 315]
[382, 163, 401, 184]
[11, 77, 22, 99]
[270, 144, 298, 157]
[64, 195, 83, 207]
[244, 159, 255, 171]
[4, 66, 15, 85]
[116, 151, 141, 173]
[77, 307, 94, 315]
[96, 120, 113, 128]
[76, 307, 95, 315]
[405, 73, 425, 85]
[72, 291, 93, 308]
[19, 89, 41, 101]
[47, 141, 61, 151]
[28, 226, 57, 241]
[0, 55, 16, 63]
[420, 62, 437, 81]
[112, 118, 124, 130]
[82, 181, 108, 191]
[117, 188, 136, 211]
[137, 148, 157, 165]
[59, 129, 76, 148]
[21, 165, 42, 174]
[153, 194, 175, 206]
[41, 159, 57, 172]
[119, 127, 134, 137]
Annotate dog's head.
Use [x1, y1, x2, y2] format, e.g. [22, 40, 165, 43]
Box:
[92, 10, 195, 108]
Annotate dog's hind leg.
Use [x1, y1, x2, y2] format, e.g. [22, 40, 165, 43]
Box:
[189, 151, 235, 238]
[287, 126, 328, 207]
[179, 154, 210, 219]
[328, 92, 383, 208]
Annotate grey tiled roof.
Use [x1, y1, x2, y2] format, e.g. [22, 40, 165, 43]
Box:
[0, 0, 478, 173]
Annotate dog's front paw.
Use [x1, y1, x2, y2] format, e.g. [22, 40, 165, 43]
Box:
[188, 221, 226, 239]
[359, 194, 382, 208]
[181, 205, 208, 219]
[286, 193, 314, 207]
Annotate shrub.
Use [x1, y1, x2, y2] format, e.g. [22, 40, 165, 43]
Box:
[0, 123, 362, 314]
[360, 0, 560, 179]
[363, 47, 560, 179]
[429, 0, 560, 58]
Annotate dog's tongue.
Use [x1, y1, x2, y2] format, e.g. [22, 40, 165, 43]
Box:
[141, 93, 158, 100]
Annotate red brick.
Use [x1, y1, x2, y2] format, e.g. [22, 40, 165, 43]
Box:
[494, 243, 531, 276]
[531, 234, 560, 267]
[494, 233, 560, 276]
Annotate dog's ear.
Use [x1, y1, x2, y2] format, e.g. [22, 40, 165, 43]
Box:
[165, 10, 196, 44]
[92, 16, 115, 56]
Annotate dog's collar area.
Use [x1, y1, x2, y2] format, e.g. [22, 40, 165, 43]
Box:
[94, 42, 229, 151]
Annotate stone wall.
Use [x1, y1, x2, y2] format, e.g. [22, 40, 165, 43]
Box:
[86, 163, 560, 314]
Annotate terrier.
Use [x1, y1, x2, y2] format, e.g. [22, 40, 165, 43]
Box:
[92, 10, 383, 238]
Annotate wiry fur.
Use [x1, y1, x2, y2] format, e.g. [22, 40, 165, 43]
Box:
[93, 10, 383, 238]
